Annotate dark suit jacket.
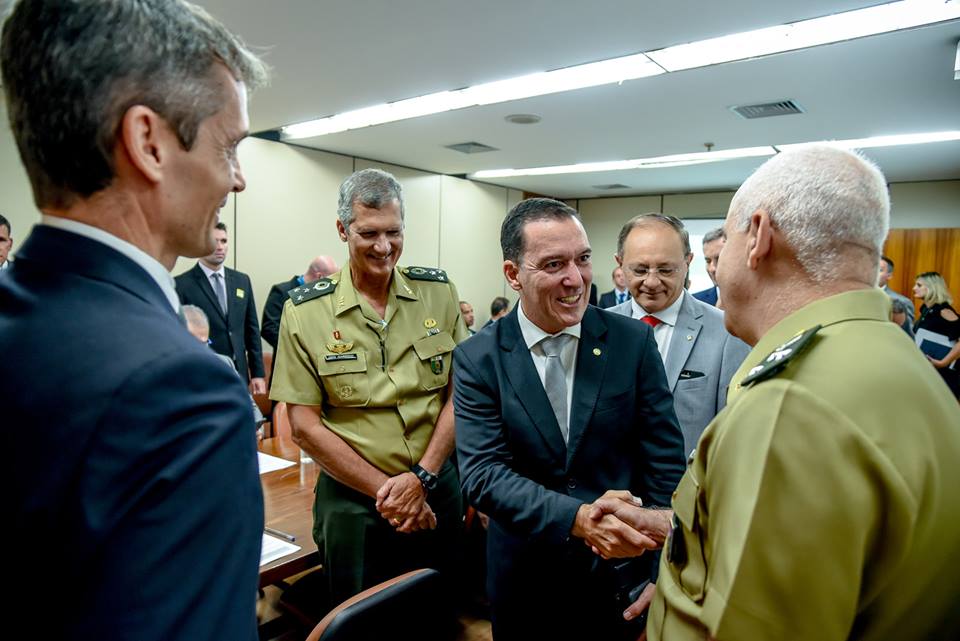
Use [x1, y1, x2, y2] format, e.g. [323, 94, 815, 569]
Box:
[1, 226, 263, 640]
[176, 263, 265, 382]
[453, 306, 685, 638]
[692, 285, 718, 306]
[598, 288, 629, 309]
[261, 275, 300, 352]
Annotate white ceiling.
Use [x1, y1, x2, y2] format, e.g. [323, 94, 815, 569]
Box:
[199, 0, 960, 199]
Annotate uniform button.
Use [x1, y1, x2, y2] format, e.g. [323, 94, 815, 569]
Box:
[339, 366, 345, 372]
[566, 478, 577, 490]
[437, 347, 443, 353]
[389, 367, 395, 373]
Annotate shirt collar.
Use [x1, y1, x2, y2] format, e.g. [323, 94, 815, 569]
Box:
[198, 262, 225, 279]
[632, 289, 685, 326]
[40, 215, 179, 312]
[517, 300, 582, 350]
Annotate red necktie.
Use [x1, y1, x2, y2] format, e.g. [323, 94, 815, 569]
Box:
[641, 315, 661, 328]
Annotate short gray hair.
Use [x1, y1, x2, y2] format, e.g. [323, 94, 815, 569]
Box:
[1, 0, 268, 209]
[616, 213, 691, 258]
[181, 304, 209, 332]
[703, 227, 725, 245]
[729, 145, 889, 284]
[337, 168, 405, 229]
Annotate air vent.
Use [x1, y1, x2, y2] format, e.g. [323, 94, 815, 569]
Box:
[592, 183, 630, 190]
[445, 141, 499, 154]
[730, 100, 804, 120]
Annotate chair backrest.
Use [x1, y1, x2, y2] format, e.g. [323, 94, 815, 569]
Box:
[305, 568, 453, 641]
[272, 401, 291, 440]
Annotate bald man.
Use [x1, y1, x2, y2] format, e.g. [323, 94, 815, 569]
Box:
[261, 256, 339, 353]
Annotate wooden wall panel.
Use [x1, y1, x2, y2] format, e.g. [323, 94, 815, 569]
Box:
[883, 228, 960, 318]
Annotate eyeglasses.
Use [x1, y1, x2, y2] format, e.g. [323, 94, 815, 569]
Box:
[630, 266, 681, 279]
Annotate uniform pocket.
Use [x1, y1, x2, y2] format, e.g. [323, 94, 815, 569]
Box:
[412, 332, 456, 390]
[669, 471, 707, 603]
[315, 351, 371, 406]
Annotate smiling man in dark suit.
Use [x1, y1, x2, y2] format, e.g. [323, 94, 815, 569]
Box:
[0, 1, 267, 639]
[176, 221, 266, 393]
[453, 198, 685, 641]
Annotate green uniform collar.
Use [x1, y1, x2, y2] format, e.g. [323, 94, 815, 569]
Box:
[729, 288, 890, 401]
[333, 263, 419, 318]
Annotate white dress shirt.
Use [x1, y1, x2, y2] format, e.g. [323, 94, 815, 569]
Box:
[41, 215, 179, 312]
[630, 291, 685, 363]
[517, 302, 581, 439]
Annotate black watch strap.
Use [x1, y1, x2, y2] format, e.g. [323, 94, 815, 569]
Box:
[411, 463, 439, 492]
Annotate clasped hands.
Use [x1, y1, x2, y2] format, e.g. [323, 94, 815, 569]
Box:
[572, 490, 672, 560]
[375, 471, 437, 533]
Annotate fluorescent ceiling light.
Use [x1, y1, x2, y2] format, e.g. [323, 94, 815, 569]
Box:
[647, 0, 960, 71]
[777, 131, 960, 151]
[282, 54, 663, 139]
[471, 147, 777, 179]
[471, 132, 960, 179]
[282, 0, 960, 140]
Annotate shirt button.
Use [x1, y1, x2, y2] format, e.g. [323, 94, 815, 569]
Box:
[567, 478, 577, 490]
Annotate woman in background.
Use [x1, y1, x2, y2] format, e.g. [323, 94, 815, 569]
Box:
[913, 271, 959, 398]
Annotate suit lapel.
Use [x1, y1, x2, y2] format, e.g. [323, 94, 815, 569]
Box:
[499, 312, 568, 464]
[193, 264, 226, 320]
[566, 306, 608, 468]
[664, 292, 702, 391]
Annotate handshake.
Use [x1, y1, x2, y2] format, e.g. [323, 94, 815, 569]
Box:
[572, 490, 673, 560]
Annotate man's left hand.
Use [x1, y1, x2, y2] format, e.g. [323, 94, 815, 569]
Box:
[376, 472, 426, 521]
[249, 377, 267, 395]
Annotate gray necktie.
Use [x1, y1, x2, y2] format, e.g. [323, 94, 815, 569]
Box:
[211, 272, 227, 314]
[540, 334, 571, 444]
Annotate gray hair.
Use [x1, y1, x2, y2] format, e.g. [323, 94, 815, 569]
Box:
[1, 0, 268, 209]
[337, 168, 405, 229]
[501, 197, 580, 264]
[729, 145, 889, 284]
[616, 213, 691, 258]
[703, 226, 725, 245]
[181, 304, 209, 332]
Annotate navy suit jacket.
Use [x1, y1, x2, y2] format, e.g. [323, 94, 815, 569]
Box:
[176, 263, 265, 382]
[261, 275, 300, 352]
[1, 226, 263, 640]
[453, 305, 684, 635]
[692, 285, 718, 306]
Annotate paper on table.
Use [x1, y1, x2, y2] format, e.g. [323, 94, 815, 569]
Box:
[260, 533, 301, 567]
[258, 451, 296, 475]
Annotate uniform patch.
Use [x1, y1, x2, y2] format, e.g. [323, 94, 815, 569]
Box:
[287, 278, 338, 305]
[740, 324, 822, 387]
[402, 266, 449, 283]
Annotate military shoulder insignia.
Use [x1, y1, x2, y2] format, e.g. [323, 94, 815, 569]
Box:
[740, 324, 822, 387]
[401, 266, 449, 283]
[287, 278, 338, 305]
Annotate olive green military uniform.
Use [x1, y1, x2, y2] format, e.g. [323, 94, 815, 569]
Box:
[649, 289, 960, 641]
[270, 263, 469, 606]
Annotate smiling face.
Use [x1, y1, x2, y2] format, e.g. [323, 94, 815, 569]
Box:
[504, 216, 592, 334]
[913, 279, 928, 300]
[618, 221, 691, 314]
[339, 199, 404, 282]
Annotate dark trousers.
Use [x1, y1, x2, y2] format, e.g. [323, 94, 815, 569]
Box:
[312, 460, 463, 607]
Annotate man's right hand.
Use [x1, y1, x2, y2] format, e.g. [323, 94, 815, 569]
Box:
[571, 503, 659, 559]
[588, 490, 673, 553]
[390, 501, 437, 534]
[375, 472, 426, 522]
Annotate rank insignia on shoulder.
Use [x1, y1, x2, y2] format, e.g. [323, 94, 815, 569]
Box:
[287, 278, 337, 305]
[402, 266, 448, 283]
[740, 324, 822, 387]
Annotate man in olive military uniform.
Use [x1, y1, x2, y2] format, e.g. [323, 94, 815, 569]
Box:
[270, 168, 468, 608]
[589, 145, 960, 641]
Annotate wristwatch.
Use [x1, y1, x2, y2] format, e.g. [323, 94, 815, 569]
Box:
[410, 463, 439, 492]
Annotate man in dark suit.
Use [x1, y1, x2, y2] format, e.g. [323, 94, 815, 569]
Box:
[176, 221, 266, 393]
[261, 255, 339, 352]
[0, 1, 267, 639]
[454, 198, 685, 641]
[598, 266, 629, 308]
[691, 226, 724, 306]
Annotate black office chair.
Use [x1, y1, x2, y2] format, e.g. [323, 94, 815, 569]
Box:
[304, 568, 455, 641]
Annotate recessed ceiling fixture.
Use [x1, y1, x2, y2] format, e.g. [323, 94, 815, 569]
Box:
[281, 0, 960, 140]
[445, 141, 499, 154]
[731, 100, 805, 120]
[505, 114, 542, 125]
[470, 131, 960, 179]
[592, 183, 631, 190]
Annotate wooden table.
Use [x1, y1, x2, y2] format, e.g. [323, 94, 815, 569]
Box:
[258, 436, 320, 588]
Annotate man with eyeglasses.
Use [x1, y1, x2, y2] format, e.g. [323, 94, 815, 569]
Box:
[610, 213, 748, 456]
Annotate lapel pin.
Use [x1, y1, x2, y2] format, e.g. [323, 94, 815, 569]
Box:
[592, 348, 601, 356]
[236, 289, 244, 298]
[686, 335, 693, 341]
